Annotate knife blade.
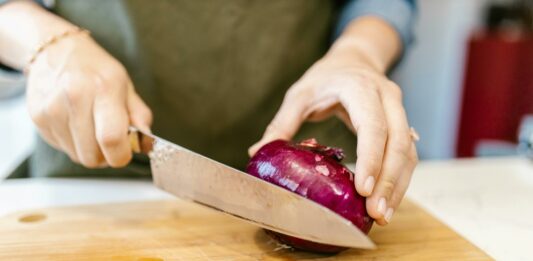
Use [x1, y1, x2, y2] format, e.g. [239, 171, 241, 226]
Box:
[128, 127, 376, 249]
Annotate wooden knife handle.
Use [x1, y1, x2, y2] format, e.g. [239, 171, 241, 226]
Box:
[128, 127, 142, 153]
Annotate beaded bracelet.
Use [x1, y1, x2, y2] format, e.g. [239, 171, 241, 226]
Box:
[24, 27, 90, 74]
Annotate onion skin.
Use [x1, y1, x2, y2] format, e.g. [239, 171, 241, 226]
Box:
[246, 139, 373, 253]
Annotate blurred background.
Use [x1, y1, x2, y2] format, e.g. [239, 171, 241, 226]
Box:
[0, 0, 532, 179]
[394, 0, 532, 160]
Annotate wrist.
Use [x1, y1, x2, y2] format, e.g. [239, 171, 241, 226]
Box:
[28, 32, 95, 76]
[25, 27, 90, 74]
[0, 0, 78, 69]
[324, 38, 386, 73]
[326, 16, 402, 73]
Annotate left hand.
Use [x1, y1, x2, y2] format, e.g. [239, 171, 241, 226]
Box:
[249, 47, 418, 226]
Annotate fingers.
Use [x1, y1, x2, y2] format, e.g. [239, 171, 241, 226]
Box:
[127, 83, 153, 133]
[367, 83, 417, 225]
[65, 84, 106, 168]
[93, 80, 132, 168]
[340, 86, 387, 198]
[248, 87, 309, 156]
[47, 106, 79, 163]
[32, 82, 148, 168]
[29, 93, 80, 162]
[387, 143, 417, 212]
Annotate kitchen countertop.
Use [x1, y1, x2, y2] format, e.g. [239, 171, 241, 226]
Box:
[1, 157, 532, 260]
[406, 156, 533, 261]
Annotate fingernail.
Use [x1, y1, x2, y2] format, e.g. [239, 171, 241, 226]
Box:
[377, 197, 387, 216]
[384, 208, 394, 223]
[363, 176, 375, 195]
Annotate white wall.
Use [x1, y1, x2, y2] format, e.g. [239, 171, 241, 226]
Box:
[392, 0, 494, 159]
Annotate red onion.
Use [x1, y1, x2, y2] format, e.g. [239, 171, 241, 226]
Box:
[246, 139, 373, 253]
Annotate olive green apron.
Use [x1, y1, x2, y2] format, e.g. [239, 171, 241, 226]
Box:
[29, 0, 357, 178]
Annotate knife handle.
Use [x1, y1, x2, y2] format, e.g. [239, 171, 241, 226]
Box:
[128, 126, 155, 154]
[128, 126, 142, 153]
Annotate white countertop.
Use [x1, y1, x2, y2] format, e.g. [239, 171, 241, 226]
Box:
[1, 157, 532, 260]
[406, 157, 533, 261]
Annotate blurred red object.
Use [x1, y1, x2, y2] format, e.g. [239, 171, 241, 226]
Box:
[456, 31, 533, 157]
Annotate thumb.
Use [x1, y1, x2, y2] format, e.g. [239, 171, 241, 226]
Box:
[249, 91, 308, 156]
[127, 84, 153, 133]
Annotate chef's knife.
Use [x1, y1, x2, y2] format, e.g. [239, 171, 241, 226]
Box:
[128, 127, 375, 249]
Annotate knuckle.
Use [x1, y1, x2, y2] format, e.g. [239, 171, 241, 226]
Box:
[99, 62, 129, 85]
[387, 82, 403, 100]
[106, 62, 128, 78]
[79, 153, 103, 168]
[388, 134, 411, 158]
[108, 152, 132, 168]
[356, 77, 380, 94]
[64, 84, 85, 105]
[284, 87, 299, 100]
[142, 107, 154, 123]
[80, 158, 99, 168]
[43, 99, 63, 118]
[359, 84, 381, 100]
[97, 131, 125, 148]
[378, 177, 396, 197]
[285, 84, 311, 101]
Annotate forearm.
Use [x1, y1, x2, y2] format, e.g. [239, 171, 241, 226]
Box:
[0, 0, 76, 69]
[326, 16, 402, 73]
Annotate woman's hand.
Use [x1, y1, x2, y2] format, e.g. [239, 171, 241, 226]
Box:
[250, 17, 418, 226]
[0, 1, 152, 168]
[26, 33, 152, 168]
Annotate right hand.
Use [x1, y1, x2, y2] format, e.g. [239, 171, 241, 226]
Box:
[26, 32, 152, 168]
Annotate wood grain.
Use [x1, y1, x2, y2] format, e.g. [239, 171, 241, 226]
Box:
[0, 199, 491, 260]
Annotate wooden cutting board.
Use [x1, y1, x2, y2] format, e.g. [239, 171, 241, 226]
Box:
[0, 199, 490, 260]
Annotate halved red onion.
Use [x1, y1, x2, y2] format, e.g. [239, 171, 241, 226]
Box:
[246, 139, 373, 253]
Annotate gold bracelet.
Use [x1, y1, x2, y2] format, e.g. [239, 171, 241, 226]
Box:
[24, 27, 90, 74]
